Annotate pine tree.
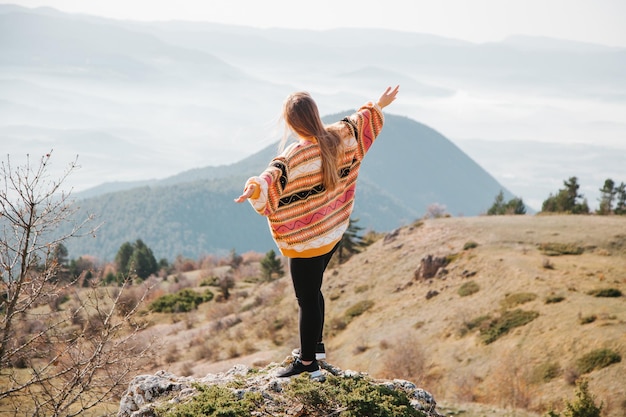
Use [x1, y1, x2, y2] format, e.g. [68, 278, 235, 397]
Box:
[597, 178, 616, 214]
[563, 177, 581, 211]
[228, 248, 243, 269]
[260, 249, 284, 281]
[487, 191, 506, 215]
[337, 218, 365, 264]
[544, 379, 602, 417]
[506, 197, 527, 214]
[541, 177, 589, 214]
[115, 241, 134, 275]
[615, 182, 626, 215]
[564, 379, 603, 417]
[130, 239, 158, 280]
[488, 191, 526, 215]
[115, 239, 158, 281]
[51, 243, 70, 282]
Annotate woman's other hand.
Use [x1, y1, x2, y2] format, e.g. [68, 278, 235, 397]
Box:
[377, 85, 399, 109]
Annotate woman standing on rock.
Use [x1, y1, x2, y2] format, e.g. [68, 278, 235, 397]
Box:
[235, 85, 399, 378]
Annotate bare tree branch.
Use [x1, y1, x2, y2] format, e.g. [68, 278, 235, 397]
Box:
[1, 151, 156, 416]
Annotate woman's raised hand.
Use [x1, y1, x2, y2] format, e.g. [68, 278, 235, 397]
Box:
[234, 183, 257, 203]
[377, 85, 400, 109]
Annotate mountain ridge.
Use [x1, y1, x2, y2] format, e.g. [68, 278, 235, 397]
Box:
[64, 113, 517, 261]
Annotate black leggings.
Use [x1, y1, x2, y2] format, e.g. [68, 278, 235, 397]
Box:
[289, 243, 339, 362]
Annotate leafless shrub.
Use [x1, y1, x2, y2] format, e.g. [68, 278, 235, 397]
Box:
[482, 348, 534, 409]
[174, 255, 197, 273]
[451, 372, 480, 402]
[198, 254, 218, 270]
[227, 343, 241, 359]
[184, 314, 196, 329]
[241, 251, 264, 264]
[563, 366, 580, 384]
[353, 344, 369, 354]
[0, 152, 158, 416]
[240, 264, 261, 282]
[233, 326, 246, 341]
[253, 308, 295, 346]
[379, 334, 427, 384]
[170, 273, 194, 292]
[179, 361, 194, 377]
[217, 273, 235, 301]
[424, 203, 449, 219]
[206, 300, 237, 322]
[164, 345, 180, 364]
[543, 257, 555, 269]
[194, 341, 217, 362]
[242, 339, 257, 355]
[117, 286, 143, 317]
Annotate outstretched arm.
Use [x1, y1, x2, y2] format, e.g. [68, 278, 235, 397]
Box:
[377, 85, 400, 109]
[234, 183, 257, 203]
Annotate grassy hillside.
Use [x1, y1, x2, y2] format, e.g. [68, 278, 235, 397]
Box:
[135, 215, 625, 416]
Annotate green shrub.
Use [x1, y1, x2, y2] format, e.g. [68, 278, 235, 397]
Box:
[501, 292, 538, 309]
[412, 219, 424, 228]
[149, 288, 214, 313]
[160, 370, 430, 417]
[587, 288, 622, 298]
[463, 241, 479, 250]
[332, 300, 375, 332]
[285, 374, 423, 417]
[458, 281, 480, 297]
[545, 379, 602, 417]
[355, 285, 369, 294]
[531, 362, 561, 383]
[466, 314, 491, 331]
[480, 309, 540, 344]
[199, 276, 219, 287]
[445, 253, 460, 264]
[576, 348, 621, 374]
[345, 300, 374, 321]
[459, 314, 491, 337]
[539, 242, 584, 256]
[579, 315, 596, 325]
[160, 383, 261, 417]
[546, 295, 565, 304]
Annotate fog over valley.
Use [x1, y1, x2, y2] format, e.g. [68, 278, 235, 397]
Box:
[1, 4, 625, 211]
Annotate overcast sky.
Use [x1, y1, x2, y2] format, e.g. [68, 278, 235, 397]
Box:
[4, 0, 626, 47]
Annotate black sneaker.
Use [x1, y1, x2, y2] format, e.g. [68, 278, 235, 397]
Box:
[277, 357, 322, 379]
[291, 342, 326, 360]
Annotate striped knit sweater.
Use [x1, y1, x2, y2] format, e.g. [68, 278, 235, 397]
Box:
[245, 101, 385, 258]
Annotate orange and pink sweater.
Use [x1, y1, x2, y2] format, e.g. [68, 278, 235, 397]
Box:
[245, 102, 385, 258]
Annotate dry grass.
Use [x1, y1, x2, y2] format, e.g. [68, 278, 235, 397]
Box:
[322, 215, 626, 417]
[126, 216, 626, 416]
[152, 215, 623, 417]
[10, 215, 622, 417]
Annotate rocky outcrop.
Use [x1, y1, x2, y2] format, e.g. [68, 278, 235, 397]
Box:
[414, 255, 449, 279]
[118, 360, 445, 417]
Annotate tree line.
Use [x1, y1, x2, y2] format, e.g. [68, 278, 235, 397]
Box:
[488, 176, 626, 215]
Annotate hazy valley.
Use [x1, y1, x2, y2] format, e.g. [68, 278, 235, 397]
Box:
[1, 4, 625, 213]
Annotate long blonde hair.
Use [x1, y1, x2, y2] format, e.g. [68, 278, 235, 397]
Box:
[280, 92, 342, 190]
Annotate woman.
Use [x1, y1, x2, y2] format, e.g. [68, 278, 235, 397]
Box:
[235, 85, 399, 378]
